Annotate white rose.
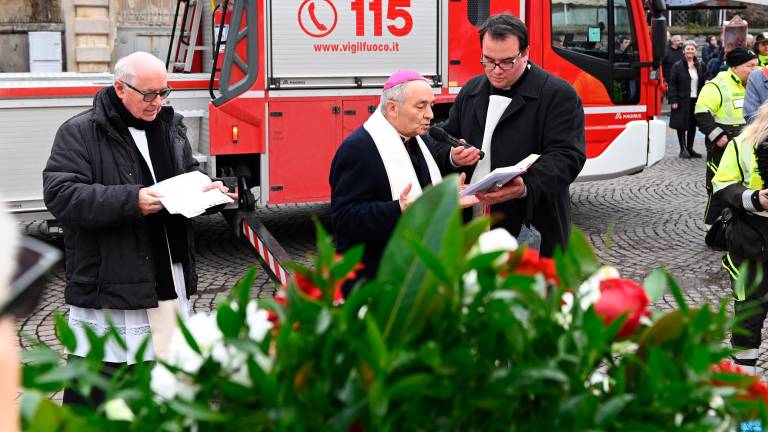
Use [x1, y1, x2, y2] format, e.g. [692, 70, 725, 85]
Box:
[246, 301, 273, 343]
[167, 331, 204, 374]
[104, 398, 135, 422]
[230, 364, 252, 387]
[471, 228, 519, 265]
[462, 270, 480, 303]
[211, 342, 249, 371]
[175, 378, 198, 401]
[463, 229, 518, 303]
[166, 312, 221, 374]
[185, 313, 223, 353]
[150, 364, 179, 401]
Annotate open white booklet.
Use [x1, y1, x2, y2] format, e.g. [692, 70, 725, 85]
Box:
[147, 171, 233, 218]
[460, 154, 540, 197]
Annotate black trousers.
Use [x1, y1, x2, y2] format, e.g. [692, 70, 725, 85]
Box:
[724, 252, 768, 350]
[705, 143, 725, 224]
[677, 98, 698, 148]
[62, 360, 133, 407]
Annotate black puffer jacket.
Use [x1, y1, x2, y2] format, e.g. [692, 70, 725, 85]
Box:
[43, 87, 199, 309]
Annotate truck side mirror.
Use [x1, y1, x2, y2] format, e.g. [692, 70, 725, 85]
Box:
[651, 15, 668, 66]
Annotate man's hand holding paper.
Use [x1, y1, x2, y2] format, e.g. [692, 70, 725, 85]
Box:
[147, 171, 235, 218]
[476, 175, 526, 205]
[202, 180, 238, 200]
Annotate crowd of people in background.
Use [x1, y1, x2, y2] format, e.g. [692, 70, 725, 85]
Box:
[660, 30, 768, 375]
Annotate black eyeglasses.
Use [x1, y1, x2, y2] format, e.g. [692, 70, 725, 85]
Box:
[121, 80, 172, 102]
[480, 53, 523, 71]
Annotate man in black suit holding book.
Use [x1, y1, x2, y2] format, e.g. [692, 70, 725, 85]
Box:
[437, 13, 586, 257]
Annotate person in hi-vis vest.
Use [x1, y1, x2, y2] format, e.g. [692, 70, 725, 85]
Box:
[695, 47, 758, 226]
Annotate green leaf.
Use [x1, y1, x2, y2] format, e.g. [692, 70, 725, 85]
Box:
[176, 314, 202, 354]
[364, 315, 388, 371]
[330, 244, 364, 282]
[418, 341, 442, 370]
[664, 271, 689, 315]
[643, 269, 668, 303]
[106, 319, 128, 353]
[35, 361, 87, 384]
[82, 324, 105, 364]
[21, 345, 61, 366]
[316, 308, 332, 335]
[19, 390, 44, 424]
[566, 227, 600, 276]
[515, 366, 570, 385]
[327, 399, 367, 432]
[465, 251, 506, 271]
[387, 373, 432, 399]
[232, 267, 258, 310]
[217, 303, 242, 338]
[167, 399, 227, 422]
[402, 231, 452, 285]
[133, 336, 151, 365]
[462, 217, 491, 255]
[595, 394, 635, 426]
[23, 396, 63, 432]
[53, 313, 77, 353]
[636, 309, 699, 360]
[313, 215, 336, 268]
[373, 177, 461, 342]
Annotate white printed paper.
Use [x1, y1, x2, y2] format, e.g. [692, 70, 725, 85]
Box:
[148, 171, 233, 218]
[461, 154, 540, 197]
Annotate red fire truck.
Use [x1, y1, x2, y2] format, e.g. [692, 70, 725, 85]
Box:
[0, 0, 668, 283]
[199, 0, 668, 207]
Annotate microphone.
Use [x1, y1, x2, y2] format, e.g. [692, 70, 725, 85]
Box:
[428, 126, 485, 159]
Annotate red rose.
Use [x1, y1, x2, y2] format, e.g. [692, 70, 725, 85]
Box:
[267, 292, 287, 324]
[711, 361, 768, 406]
[509, 248, 559, 285]
[294, 272, 323, 299]
[593, 278, 649, 338]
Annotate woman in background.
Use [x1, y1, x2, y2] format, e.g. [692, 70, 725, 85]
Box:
[669, 40, 705, 158]
[702, 35, 723, 78]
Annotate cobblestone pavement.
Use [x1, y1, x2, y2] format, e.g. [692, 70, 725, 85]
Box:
[16, 118, 761, 372]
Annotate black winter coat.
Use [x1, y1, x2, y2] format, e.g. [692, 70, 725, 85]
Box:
[330, 128, 453, 292]
[662, 45, 685, 83]
[43, 87, 199, 310]
[437, 65, 586, 257]
[668, 58, 706, 131]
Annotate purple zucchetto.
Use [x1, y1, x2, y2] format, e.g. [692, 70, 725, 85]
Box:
[383, 70, 428, 90]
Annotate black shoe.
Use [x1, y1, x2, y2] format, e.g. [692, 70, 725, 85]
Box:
[679, 148, 691, 158]
[687, 147, 702, 158]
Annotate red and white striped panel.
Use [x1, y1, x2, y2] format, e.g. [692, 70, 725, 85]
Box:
[242, 220, 289, 286]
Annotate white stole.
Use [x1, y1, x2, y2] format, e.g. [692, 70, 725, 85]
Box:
[470, 95, 512, 218]
[363, 109, 442, 200]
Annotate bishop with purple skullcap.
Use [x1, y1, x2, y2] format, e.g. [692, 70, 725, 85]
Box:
[383, 70, 428, 90]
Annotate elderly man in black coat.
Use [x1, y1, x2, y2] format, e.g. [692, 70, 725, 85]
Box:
[437, 13, 586, 257]
[43, 51, 234, 405]
[330, 71, 480, 296]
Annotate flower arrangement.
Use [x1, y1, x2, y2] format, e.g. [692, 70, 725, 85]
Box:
[20, 178, 768, 431]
